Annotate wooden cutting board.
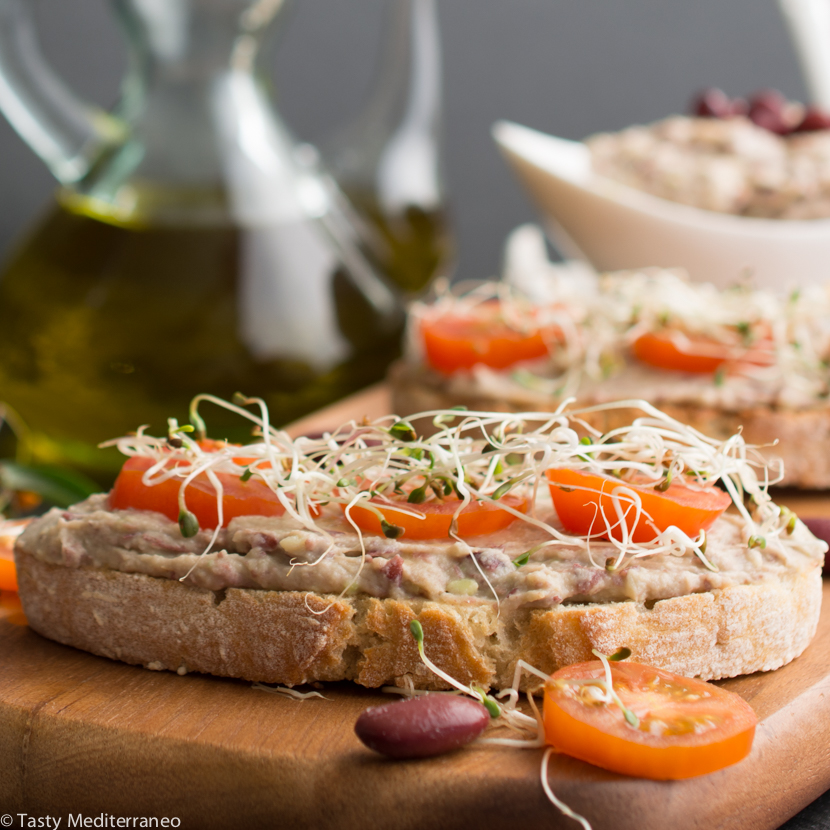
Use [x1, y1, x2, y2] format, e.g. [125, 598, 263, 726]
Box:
[1, 383, 829, 830]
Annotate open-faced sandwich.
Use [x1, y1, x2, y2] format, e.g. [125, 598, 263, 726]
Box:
[13, 393, 826, 691]
[391, 225, 830, 487]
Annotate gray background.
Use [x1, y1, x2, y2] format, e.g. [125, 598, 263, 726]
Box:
[0, 0, 810, 280]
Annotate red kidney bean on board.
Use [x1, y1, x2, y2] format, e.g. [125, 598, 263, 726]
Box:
[355, 694, 490, 759]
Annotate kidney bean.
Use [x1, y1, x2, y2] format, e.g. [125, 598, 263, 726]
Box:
[691, 88, 747, 119]
[800, 517, 830, 574]
[793, 106, 830, 133]
[355, 694, 490, 759]
[692, 88, 735, 119]
[748, 89, 791, 135]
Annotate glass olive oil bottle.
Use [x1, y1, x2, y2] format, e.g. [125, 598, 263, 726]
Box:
[0, 1, 405, 482]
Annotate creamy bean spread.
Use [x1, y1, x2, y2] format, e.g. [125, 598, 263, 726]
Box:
[18, 493, 824, 616]
[429, 358, 822, 414]
[587, 115, 830, 219]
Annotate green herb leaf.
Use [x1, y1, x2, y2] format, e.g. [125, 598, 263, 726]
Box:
[389, 420, 417, 442]
[654, 469, 673, 492]
[407, 484, 428, 504]
[178, 509, 200, 538]
[514, 550, 531, 568]
[491, 477, 521, 500]
[608, 647, 631, 662]
[475, 690, 501, 719]
[409, 619, 424, 645]
[381, 519, 404, 539]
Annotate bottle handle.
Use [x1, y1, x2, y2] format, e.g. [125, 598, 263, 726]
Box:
[0, 0, 123, 183]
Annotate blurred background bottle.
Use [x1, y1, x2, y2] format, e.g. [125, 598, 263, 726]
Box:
[322, 0, 453, 295]
[0, 0, 452, 483]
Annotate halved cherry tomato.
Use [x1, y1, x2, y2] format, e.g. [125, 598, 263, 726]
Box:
[632, 329, 775, 374]
[109, 456, 285, 530]
[544, 661, 757, 779]
[421, 301, 560, 374]
[346, 492, 530, 540]
[0, 519, 28, 592]
[545, 468, 730, 543]
[0, 556, 16, 593]
[0, 590, 26, 625]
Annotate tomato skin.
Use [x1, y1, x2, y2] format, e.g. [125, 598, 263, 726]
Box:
[109, 456, 285, 530]
[346, 493, 530, 540]
[0, 588, 26, 625]
[543, 661, 757, 780]
[545, 468, 731, 543]
[0, 519, 30, 592]
[0, 557, 16, 592]
[421, 302, 559, 374]
[632, 330, 775, 374]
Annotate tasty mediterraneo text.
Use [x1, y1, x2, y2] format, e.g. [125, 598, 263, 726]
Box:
[14, 816, 180, 828]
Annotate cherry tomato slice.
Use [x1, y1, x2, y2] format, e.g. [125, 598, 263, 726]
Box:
[0, 558, 16, 593]
[545, 468, 730, 543]
[110, 456, 285, 529]
[0, 590, 26, 625]
[632, 330, 775, 374]
[346, 492, 530, 540]
[0, 519, 30, 593]
[421, 301, 559, 374]
[544, 661, 757, 779]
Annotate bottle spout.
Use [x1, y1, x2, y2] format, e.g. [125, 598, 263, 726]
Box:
[0, 0, 122, 183]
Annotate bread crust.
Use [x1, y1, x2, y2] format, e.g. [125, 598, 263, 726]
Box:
[15, 548, 821, 689]
[389, 361, 830, 488]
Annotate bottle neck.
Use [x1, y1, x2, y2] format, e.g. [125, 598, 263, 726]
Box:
[114, 0, 285, 119]
[323, 0, 444, 214]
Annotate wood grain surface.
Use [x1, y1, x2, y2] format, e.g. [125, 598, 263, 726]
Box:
[1, 383, 829, 830]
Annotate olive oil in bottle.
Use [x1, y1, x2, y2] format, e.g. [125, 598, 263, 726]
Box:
[0, 194, 402, 481]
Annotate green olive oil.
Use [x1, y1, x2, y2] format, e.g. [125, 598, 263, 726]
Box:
[0, 197, 403, 482]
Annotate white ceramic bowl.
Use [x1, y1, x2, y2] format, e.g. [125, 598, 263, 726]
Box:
[492, 119, 830, 291]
